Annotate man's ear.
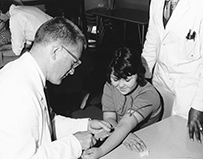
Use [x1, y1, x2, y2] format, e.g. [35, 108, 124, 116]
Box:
[52, 45, 63, 60]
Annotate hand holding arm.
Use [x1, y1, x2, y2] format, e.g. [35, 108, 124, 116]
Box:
[188, 107, 203, 143]
[74, 131, 97, 151]
[92, 113, 147, 158]
[73, 119, 111, 151]
[88, 119, 111, 135]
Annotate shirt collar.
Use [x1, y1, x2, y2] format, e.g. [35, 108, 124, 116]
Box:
[24, 52, 46, 88]
[9, 4, 17, 16]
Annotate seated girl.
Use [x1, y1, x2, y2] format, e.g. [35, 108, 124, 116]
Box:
[82, 47, 163, 159]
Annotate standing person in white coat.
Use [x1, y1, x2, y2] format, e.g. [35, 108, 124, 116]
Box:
[0, 0, 52, 56]
[0, 17, 111, 159]
[142, 0, 203, 143]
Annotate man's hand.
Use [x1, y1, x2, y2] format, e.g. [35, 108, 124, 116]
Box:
[94, 129, 112, 141]
[88, 119, 111, 135]
[188, 107, 203, 143]
[74, 131, 97, 150]
[123, 132, 147, 152]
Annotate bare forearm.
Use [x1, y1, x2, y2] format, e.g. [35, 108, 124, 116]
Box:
[98, 124, 131, 157]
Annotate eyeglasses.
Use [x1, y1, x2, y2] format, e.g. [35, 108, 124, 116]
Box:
[62, 46, 82, 69]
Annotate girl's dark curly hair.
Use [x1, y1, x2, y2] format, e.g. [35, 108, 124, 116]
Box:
[106, 47, 146, 87]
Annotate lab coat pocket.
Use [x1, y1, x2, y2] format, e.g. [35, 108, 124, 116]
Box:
[182, 39, 199, 61]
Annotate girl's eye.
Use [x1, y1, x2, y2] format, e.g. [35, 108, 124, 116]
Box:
[125, 78, 131, 82]
[113, 78, 118, 82]
[111, 76, 118, 82]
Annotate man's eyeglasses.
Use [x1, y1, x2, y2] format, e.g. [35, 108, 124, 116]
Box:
[62, 46, 82, 69]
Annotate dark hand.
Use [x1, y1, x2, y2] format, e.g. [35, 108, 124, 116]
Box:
[188, 108, 203, 143]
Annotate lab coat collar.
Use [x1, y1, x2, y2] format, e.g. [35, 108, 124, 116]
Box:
[153, 0, 191, 39]
[163, 0, 190, 35]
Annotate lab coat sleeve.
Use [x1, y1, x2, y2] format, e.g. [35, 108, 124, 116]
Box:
[53, 115, 89, 139]
[142, 0, 160, 79]
[10, 13, 26, 55]
[35, 134, 83, 159]
[190, 15, 203, 112]
[0, 87, 88, 159]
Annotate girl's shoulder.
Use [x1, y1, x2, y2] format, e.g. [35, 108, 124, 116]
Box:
[136, 81, 158, 94]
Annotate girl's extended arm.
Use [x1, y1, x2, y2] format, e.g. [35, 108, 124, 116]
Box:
[83, 113, 144, 159]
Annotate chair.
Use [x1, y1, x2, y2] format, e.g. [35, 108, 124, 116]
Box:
[84, 0, 119, 49]
[84, 11, 97, 50]
[0, 49, 19, 68]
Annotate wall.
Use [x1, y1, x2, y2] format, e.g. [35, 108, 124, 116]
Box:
[85, 0, 151, 11]
[116, 0, 150, 11]
[15, 0, 46, 12]
[85, 0, 107, 11]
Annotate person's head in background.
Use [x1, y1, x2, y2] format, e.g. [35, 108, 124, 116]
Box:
[106, 47, 146, 95]
[0, 0, 23, 20]
[0, 0, 20, 21]
[30, 17, 87, 85]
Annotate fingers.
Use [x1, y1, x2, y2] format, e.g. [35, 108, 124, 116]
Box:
[89, 120, 111, 132]
[82, 148, 98, 159]
[83, 137, 96, 150]
[135, 136, 147, 149]
[195, 120, 203, 143]
[101, 120, 112, 128]
[197, 120, 203, 133]
[100, 121, 111, 132]
[188, 108, 203, 143]
[123, 140, 145, 152]
[90, 136, 97, 148]
[83, 149, 93, 156]
[94, 129, 111, 140]
[188, 122, 195, 141]
[84, 133, 97, 150]
[188, 120, 202, 143]
[74, 131, 97, 150]
[123, 135, 147, 152]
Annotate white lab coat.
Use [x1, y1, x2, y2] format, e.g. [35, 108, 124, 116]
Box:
[0, 53, 89, 159]
[9, 4, 52, 55]
[142, 0, 203, 118]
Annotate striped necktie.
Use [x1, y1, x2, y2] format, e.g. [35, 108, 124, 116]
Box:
[163, 0, 179, 27]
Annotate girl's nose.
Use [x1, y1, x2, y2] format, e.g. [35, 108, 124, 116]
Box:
[118, 80, 125, 87]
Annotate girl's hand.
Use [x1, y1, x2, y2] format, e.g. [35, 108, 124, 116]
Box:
[123, 132, 147, 152]
[81, 147, 102, 159]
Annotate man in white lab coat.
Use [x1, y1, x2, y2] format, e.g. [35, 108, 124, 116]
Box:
[142, 0, 203, 143]
[0, 17, 111, 159]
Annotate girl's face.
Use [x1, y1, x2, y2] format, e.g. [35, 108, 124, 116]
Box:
[110, 73, 138, 95]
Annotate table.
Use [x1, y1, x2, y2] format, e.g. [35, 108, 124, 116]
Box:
[87, 8, 149, 46]
[101, 115, 203, 159]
